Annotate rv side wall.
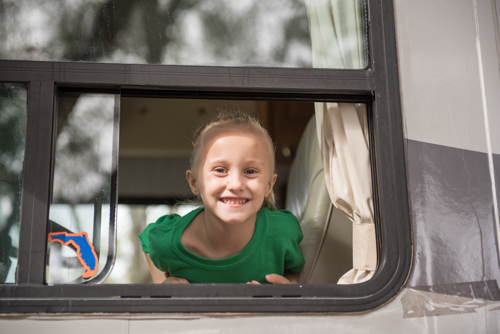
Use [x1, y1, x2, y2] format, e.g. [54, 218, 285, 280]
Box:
[1, 0, 500, 332]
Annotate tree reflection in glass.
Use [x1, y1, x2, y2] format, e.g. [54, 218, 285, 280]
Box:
[0, 0, 312, 67]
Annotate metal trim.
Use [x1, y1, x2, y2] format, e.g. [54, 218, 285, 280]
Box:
[17, 81, 55, 285]
[0, 61, 374, 95]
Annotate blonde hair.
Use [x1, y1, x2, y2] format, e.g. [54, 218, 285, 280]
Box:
[190, 110, 277, 210]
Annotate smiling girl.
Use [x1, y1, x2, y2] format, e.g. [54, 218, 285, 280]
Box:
[139, 112, 305, 284]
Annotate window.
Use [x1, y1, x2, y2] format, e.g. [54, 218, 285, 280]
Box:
[0, 0, 411, 313]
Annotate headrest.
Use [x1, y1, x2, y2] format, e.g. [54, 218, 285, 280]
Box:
[285, 115, 324, 220]
[286, 115, 333, 283]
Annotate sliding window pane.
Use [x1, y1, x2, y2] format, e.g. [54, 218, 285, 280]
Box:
[46, 93, 119, 284]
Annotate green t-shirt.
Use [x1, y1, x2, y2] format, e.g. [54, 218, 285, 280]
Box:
[139, 207, 305, 284]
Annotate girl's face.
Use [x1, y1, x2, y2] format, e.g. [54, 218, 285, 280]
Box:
[186, 127, 277, 227]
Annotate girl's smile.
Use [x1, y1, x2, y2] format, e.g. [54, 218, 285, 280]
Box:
[219, 197, 249, 206]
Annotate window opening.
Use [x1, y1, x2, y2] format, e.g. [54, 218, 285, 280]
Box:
[93, 96, 365, 285]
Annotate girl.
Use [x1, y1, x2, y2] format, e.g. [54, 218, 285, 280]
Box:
[139, 112, 304, 284]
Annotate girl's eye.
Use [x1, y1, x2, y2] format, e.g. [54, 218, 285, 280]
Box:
[215, 168, 226, 173]
[245, 169, 257, 175]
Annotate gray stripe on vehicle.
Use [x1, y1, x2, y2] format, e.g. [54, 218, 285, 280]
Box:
[406, 140, 500, 288]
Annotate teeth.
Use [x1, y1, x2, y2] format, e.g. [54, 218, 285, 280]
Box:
[222, 198, 247, 204]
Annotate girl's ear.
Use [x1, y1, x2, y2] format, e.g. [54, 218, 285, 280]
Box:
[186, 170, 200, 196]
[265, 173, 278, 197]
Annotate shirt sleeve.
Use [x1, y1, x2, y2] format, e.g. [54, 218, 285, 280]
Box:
[277, 210, 306, 274]
[284, 222, 305, 274]
[138, 214, 181, 273]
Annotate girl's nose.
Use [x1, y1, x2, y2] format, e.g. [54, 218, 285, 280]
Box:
[226, 173, 244, 191]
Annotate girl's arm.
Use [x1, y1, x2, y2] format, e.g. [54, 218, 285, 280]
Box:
[144, 253, 188, 284]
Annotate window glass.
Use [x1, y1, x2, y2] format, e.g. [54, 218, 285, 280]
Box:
[46, 93, 118, 284]
[0, 83, 27, 284]
[0, 0, 367, 69]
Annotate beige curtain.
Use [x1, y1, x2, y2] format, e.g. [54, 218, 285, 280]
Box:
[306, 0, 376, 284]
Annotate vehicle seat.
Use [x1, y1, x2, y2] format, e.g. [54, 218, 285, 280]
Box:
[286, 115, 352, 284]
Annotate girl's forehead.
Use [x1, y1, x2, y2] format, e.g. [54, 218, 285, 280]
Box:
[208, 135, 267, 157]
[203, 125, 271, 150]
[195, 125, 275, 168]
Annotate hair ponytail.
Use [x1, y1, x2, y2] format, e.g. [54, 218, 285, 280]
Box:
[263, 192, 277, 211]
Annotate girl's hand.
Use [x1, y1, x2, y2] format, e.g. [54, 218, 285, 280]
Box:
[246, 271, 300, 284]
[265, 274, 291, 284]
[162, 276, 189, 284]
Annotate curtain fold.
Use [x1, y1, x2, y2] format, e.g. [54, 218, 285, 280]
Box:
[306, 0, 375, 284]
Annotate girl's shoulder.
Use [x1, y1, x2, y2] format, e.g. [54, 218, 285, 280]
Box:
[150, 213, 183, 229]
[261, 208, 299, 221]
[260, 208, 301, 230]
[139, 208, 202, 251]
[260, 208, 303, 244]
[148, 207, 202, 234]
[138, 213, 180, 253]
[138, 213, 182, 247]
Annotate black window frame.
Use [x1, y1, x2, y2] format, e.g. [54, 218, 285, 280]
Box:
[0, 0, 411, 313]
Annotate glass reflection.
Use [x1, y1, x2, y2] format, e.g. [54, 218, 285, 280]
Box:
[46, 93, 117, 284]
[0, 83, 27, 284]
[0, 0, 367, 69]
